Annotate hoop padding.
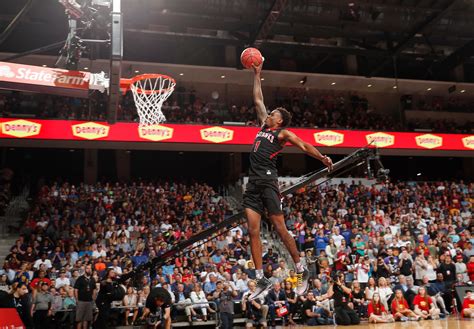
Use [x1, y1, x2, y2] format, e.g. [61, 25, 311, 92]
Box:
[129, 74, 176, 126]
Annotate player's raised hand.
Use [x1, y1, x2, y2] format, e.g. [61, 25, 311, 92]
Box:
[322, 155, 333, 171]
[252, 58, 264, 75]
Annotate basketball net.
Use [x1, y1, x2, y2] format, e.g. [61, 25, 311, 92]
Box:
[128, 74, 176, 126]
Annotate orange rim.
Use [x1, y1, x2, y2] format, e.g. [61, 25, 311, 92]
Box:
[120, 74, 176, 95]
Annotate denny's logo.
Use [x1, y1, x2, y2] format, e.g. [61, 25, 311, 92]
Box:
[365, 132, 395, 148]
[72, 122, 109, 140]
[415, 134, 443, 149]
[138, 125, 174, 141]
[314, 130, 344, 146]
[462, 136, 474, 150]
[200, 127, 234, 143]
[1, 119, 41, 138]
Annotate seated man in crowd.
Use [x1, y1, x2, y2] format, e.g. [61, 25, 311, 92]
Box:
[265, 282, 288, 326]
[242, 280, 268, 328]
[302, 291, 334, 325]
[422, 275, 448, 316]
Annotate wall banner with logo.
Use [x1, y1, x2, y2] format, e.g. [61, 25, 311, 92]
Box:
[0, 118, 472, 151]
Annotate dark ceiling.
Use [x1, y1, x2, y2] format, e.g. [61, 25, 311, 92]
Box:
[0, 0, 473, 81]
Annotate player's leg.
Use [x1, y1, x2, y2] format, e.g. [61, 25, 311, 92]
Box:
[263, 183, 309, 295]
[246, 207, 272, 300]
[246, 208, 264, 271]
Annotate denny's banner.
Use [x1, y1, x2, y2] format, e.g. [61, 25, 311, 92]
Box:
[0, 118, 472, 151]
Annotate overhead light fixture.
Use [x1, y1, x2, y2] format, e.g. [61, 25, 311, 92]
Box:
[427, 87, 432, 91]
[299, 76, 307, 85]
[83, 67, 88, 70]
[179, 73, 184, 76]
[134, 70, 140, 73]
[460, 89, 466, 93]
[331, 82, 336, 85]
[367, 84, 372, 88]
[221, 75, 225, 79]
[393, 86, 397, 89]
[417, 172, 422, 176]
[42, 64, 47, 67]
[261, 78, 265, 81]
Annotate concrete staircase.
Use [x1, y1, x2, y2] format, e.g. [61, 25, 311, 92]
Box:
[0, 235, 18, 264]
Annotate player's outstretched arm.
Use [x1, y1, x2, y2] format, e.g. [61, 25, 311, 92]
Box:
[281, 130, 333, 171]
[252, 62, 267, 125]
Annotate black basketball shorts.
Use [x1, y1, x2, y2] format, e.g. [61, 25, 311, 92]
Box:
[243, 179, 283, 216]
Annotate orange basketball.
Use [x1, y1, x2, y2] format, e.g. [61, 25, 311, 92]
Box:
[240, 47, 263, 69]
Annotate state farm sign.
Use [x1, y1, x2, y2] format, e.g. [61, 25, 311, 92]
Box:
[1, 119, 41, 138]
[0, 61, 90, 89]
[200, 127, 234, 143]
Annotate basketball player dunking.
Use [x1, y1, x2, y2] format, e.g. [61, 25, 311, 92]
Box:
[245, 62, 333, 300]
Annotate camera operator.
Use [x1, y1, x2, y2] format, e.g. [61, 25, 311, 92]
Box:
[94, 268, 125, 329]
[141, 287, 172, 329]
[327, 272, 360, 325]
[217, 282, 238, 329]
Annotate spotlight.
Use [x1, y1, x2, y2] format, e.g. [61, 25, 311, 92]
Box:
[299, 76, 307, 85]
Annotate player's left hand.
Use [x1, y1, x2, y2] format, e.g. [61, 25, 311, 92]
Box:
[322, 155, 333, 171]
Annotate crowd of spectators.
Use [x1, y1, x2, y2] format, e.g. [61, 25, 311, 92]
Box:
[1, 89, 472, 133]
[412, 95, 474, 113]
[0, 178, 473, 328]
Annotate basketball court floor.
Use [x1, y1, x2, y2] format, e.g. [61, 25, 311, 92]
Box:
[271, 318, 473, 329]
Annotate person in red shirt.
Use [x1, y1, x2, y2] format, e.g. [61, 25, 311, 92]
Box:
[413, 286, 440, 320]
[467, 255, 474, 282]
[29, 270, 52, 299]
[391, 289, 419, 321]
[368, 292, 394, 323]
[461, 290, 474, 318]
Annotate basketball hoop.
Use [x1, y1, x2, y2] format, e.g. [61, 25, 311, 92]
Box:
[121, 74, 176, 126]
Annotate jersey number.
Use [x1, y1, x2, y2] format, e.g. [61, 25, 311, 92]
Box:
[253, 141, 261, 152]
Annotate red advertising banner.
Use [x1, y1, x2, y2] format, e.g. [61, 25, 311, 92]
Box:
[0, 62, 90, 90]
[0, 118, 473, 151]
[0, 308, 26, 329]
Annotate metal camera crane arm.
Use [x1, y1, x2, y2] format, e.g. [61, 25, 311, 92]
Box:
[119, 146, 386, 284]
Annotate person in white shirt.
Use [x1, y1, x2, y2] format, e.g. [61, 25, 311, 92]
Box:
[236, 272, 250, 295]
[190, 283, 215, 321]
[377, 277, 393, 311]
[355, 257, 370, 288]
[33, 253, 52, 270]
[123, 286, 139, 325]
[111, 259, 123, 275]
[331, 228, 344, 248]
[55, 270, 71, 289]
[91, 245, 107, 259]
[414, 254, 428, 283]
